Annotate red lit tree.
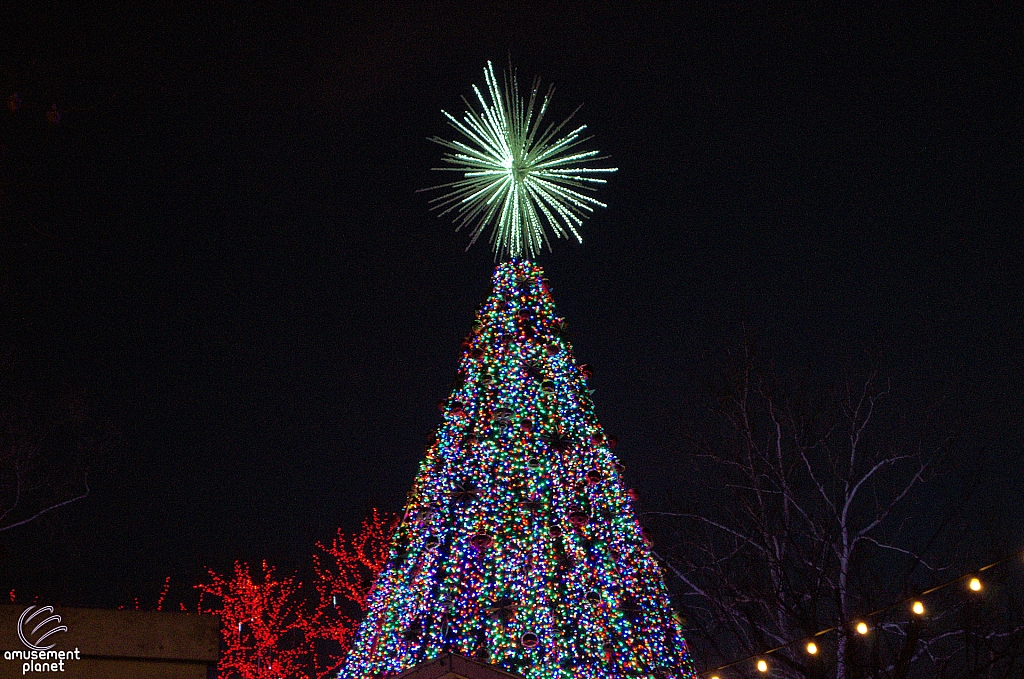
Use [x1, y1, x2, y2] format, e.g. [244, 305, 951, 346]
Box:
[314, 509, 397, 612]
[311, 510, 398, 678]
[198, 560, 314, 679]
[196, 511, 396, 679]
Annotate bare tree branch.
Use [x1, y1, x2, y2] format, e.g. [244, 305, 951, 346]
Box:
[653, 346, 1024, 679]
[0, 472, 88, 532]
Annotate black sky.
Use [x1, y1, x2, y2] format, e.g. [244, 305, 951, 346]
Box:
[1, 3, 1022, 607]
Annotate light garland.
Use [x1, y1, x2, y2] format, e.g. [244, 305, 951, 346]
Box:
[699, 546, 1024, 677]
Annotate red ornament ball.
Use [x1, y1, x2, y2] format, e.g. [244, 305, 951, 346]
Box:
[470, 533, 494, 549]
[520, 633, 539, 649]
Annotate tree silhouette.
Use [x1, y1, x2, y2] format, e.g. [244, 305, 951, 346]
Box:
[654, 343, 1024, 678]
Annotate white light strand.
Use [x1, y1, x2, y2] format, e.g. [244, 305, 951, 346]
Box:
[699, 546, 1024, 678]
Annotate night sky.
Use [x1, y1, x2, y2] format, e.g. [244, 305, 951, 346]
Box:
[2, 3, 1022, 609]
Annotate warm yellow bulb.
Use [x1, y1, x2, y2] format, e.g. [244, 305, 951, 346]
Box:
[806, 641, 818, 655]
[969, 577, 982, 592]
[710, 676, 720, 679]
[912, 601, 925, 615]
[757, 659, 769, 672]
[856, 622, 869, 635]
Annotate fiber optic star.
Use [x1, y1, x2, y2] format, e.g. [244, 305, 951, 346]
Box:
[423, 61, 617, 260]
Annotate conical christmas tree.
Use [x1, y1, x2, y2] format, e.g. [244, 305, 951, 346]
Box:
[340, 259, 696, 679]
[342, 62, 696, 679]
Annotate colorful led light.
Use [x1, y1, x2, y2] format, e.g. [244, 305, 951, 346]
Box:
[341, 261, 696, 679]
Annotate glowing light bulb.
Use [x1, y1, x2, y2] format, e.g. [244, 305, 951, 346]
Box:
[969, 577, 982, 592]
[710, 676, 720, 679]
[912, 601, 925, 615]
[806, 641, 818, 655]
[757, 659, 769, 673]
[856, 622, 869, 635]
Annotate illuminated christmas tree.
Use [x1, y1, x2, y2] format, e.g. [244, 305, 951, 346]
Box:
[340, 64, 696, 679]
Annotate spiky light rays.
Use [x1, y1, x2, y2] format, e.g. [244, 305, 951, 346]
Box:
[423, 62, 617, 260]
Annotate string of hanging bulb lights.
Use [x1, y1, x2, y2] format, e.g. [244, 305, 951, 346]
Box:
[701, 545, 1024, 678]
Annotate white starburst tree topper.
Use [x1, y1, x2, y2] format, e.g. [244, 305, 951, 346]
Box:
[423, 61, 617, 260]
